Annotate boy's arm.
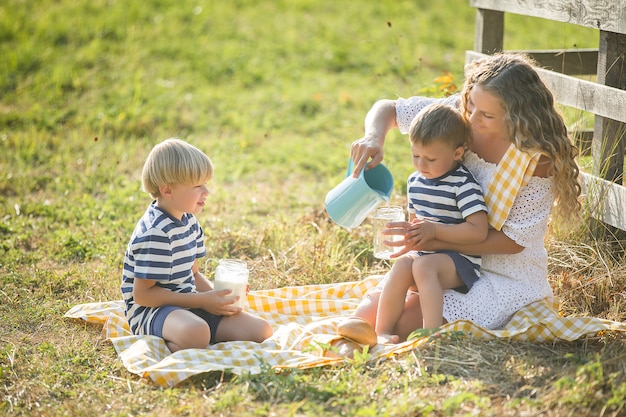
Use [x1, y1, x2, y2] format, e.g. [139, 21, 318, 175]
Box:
[132, 277, 242, 315]
[132, 261, 220, 309]
[431, 210, 489, 244]
[133, 278, 203, 308]
[192, 259, 213, 292]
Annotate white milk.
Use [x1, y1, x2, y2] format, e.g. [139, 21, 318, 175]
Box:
[213, 259, 249, 309]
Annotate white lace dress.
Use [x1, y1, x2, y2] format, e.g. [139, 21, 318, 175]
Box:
[394, 96, 555, 329]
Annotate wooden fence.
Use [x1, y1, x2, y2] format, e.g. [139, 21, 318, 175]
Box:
[467, 0, 626, 232]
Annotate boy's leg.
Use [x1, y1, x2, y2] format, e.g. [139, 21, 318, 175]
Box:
[214, 311, 273, 343]
[412, 254, 462, 329]
[161, 309, 212, 352]
[376, 256, 416, 343]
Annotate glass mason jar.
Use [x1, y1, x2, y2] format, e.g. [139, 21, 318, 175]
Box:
[213, 259, 249, 308]
[372, 206, 405, 260]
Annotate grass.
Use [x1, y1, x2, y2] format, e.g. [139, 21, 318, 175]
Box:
[2, 0, 626, 416]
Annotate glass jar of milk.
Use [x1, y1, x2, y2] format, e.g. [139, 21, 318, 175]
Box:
[213, 259, 249, 309]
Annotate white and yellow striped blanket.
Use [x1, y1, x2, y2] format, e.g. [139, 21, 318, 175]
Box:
[65, 276, 626, 387]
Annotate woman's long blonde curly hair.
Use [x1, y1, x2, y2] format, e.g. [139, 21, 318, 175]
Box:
[461, 52, 582, 221]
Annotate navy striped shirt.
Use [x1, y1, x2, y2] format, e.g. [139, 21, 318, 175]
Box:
[407, 163, 486, 275]
[121, 202, 206, 335]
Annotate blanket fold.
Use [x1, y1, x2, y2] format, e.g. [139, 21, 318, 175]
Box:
[65, 276, 626, 387]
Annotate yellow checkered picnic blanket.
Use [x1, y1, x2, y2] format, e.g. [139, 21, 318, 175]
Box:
[485, 144, 542, 230]
[65, 276, 626, 387]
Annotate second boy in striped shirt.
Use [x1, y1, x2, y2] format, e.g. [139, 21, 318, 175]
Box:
[375, 103, 488, 343]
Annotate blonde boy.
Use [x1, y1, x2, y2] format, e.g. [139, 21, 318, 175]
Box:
[121, 138, 272, 352]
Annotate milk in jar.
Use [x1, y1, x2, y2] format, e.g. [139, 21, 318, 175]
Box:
[213, 259, 249, 308]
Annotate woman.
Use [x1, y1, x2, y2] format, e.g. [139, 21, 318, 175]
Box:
[338, 52, 581, 349]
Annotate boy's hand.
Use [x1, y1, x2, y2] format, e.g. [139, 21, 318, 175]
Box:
[197, 289, 242, 315]
[409, 218, 436, 245]
[382, 219, 436, 258]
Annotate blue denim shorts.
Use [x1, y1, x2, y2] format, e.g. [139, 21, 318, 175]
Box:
[150, 306, 223, 344]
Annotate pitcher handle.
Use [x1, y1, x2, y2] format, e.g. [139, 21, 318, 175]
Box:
[346, 158, 354, 177]
[346, 158, 366, 178]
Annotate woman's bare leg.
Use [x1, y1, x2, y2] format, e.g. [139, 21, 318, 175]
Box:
[353, 291, 380, 326]
[352, 291, 426, 342]
[393, 292, 424, 341]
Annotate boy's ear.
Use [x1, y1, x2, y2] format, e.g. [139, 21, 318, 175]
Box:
[159, 184, 173, 199]
[454, 145, 465, 161]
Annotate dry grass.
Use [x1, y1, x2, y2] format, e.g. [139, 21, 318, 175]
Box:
[547, 222, 626, 322]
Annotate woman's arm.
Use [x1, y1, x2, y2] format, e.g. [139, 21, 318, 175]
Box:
[350, 96, 461, 177]
[417, 211, 489, 246]
[385, 222, 523, 258]
[350, 99, 398, 177]
[426, 228, 523, 256]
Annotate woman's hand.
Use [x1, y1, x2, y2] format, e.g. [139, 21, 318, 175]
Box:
[349, 99, 398, 177]
[350, 136, 384, 178]
[381, 221, 415, 258]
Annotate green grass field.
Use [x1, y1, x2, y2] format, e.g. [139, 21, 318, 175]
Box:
[2, 0, 626, 416]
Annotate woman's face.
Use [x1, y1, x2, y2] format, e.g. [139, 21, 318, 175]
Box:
[466, 85, 508, 143]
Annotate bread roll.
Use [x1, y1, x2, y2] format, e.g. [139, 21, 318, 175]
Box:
[337, 317, 377, 347]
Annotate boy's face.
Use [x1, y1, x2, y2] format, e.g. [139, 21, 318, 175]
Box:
[158, 180, 210, 219]
[411, 141, 464, 179]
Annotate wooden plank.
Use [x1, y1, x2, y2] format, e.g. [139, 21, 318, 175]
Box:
[537, 68, 626, 123]
[470, 0, 626, 34]
[516, 49, 598, 75]
[466, 51, 626, 123]
[582, 172, 626, 230]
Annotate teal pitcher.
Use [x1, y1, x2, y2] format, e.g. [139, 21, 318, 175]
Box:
[325, 160, 394, 229]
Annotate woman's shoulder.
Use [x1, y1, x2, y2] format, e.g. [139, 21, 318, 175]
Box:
[396, 94, 461, 134]
[463, 150, 495, 171]
[533, 155, 551, 178]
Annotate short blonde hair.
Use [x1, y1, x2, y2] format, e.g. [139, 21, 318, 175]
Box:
[141, 138, 213, 199]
